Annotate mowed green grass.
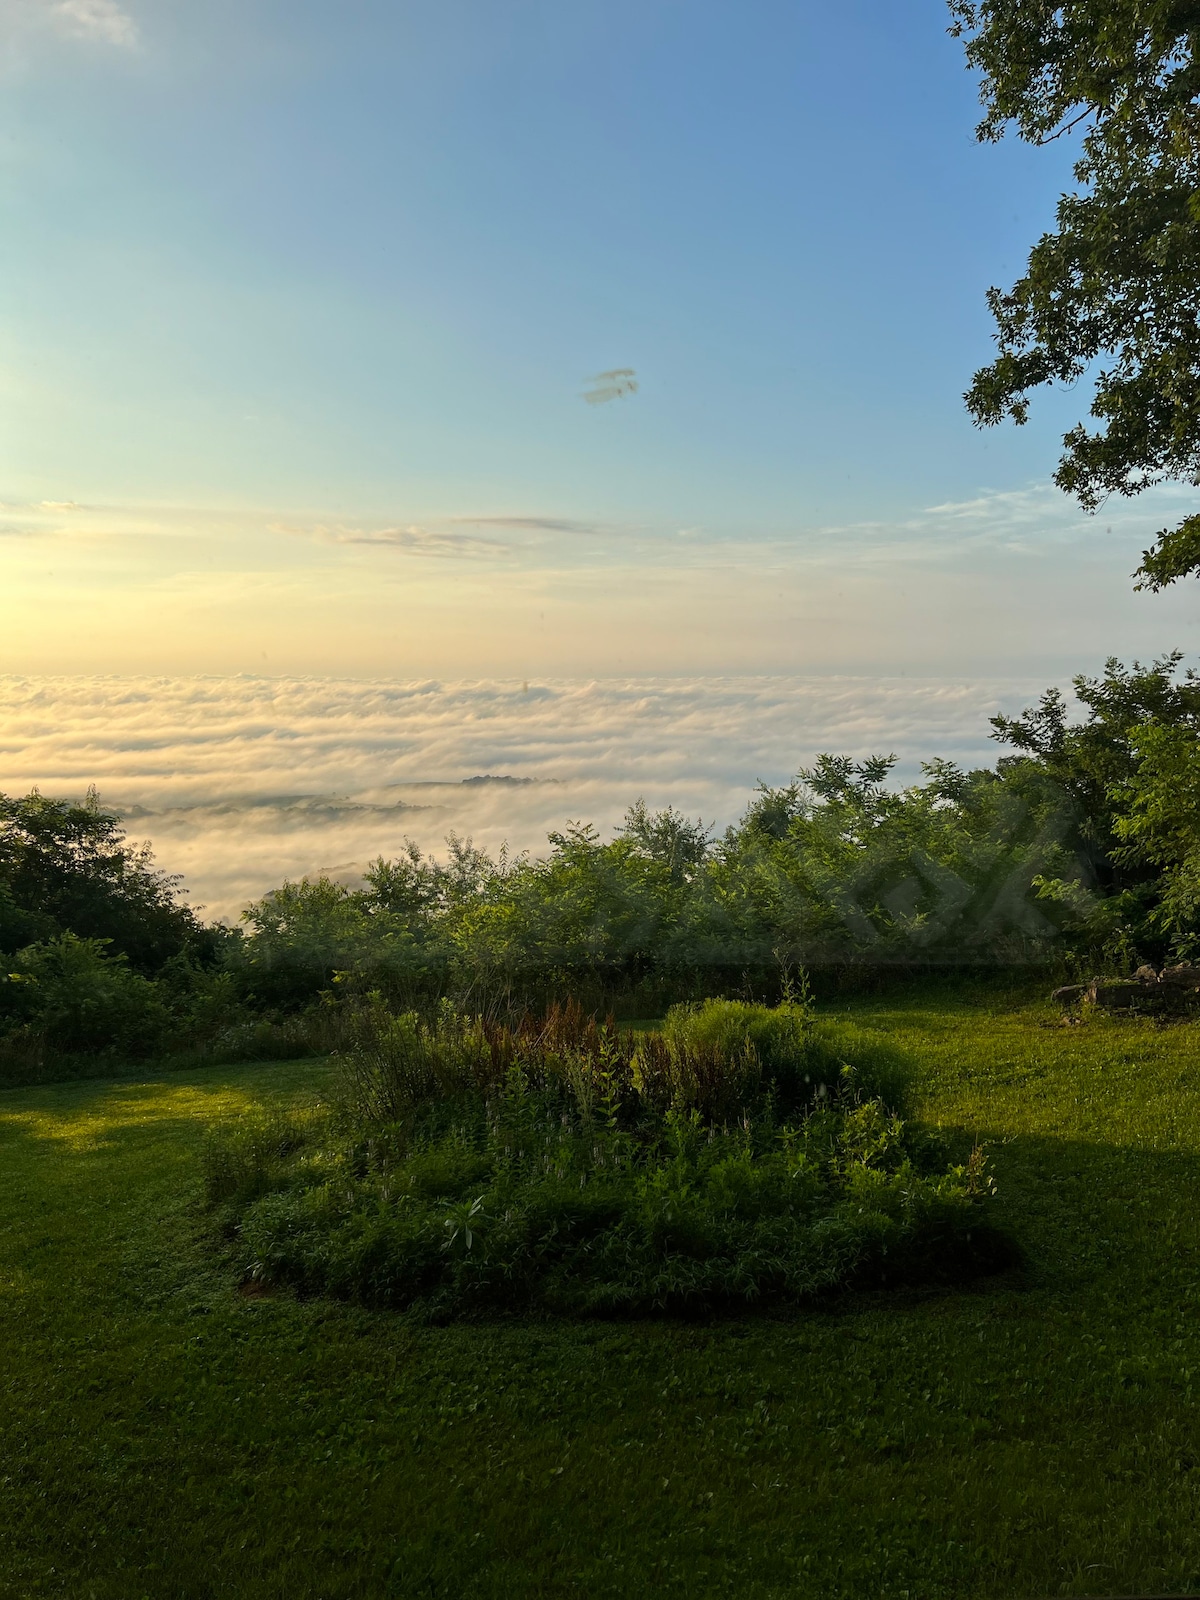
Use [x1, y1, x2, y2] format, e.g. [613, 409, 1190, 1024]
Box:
[5, 991, 1200, 1598]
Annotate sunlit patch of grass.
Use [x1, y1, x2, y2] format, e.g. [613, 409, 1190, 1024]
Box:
[0, 1066, 337, 1160]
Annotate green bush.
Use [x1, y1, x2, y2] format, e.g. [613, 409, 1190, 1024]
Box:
[0, 941, 348, 1087]
[204, 998, 1011, 1317]
[1, 933, 170, 1057]
[647, 999, 912, 1117]
[334, 1001, 501, 1125]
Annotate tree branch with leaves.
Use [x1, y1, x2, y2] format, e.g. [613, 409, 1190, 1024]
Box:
[951, 0, 1200, 585]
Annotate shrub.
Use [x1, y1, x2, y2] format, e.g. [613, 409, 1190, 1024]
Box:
[0, 946, 348, 1087]
[334, 1001, 501, 1124]
[642, 999, 912, 1118]
[204, 997, 1011, 1317]
[1, 933, 170, 1056]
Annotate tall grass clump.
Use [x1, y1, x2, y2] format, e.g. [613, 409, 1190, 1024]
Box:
[204, 996, 1012, 1317]
[642, 998, 912, 1118]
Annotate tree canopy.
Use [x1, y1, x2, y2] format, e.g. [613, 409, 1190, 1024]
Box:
[951, 0, 1200, 585]
[0, 789, 201, 969]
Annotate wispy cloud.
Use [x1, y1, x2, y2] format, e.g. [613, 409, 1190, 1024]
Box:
[8, 480, 1185, 566]
[452, 515, 600, 535]
[583, 368, 638, 405]
[44, 0, 137, 45]
[0, 502, 57, 537]
[0, 497, 113, 539]
[272, 522, 503, 558]
[794, 479, 1200, 567]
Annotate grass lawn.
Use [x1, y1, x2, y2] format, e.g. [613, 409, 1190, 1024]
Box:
[4, 986, 1200, 1598]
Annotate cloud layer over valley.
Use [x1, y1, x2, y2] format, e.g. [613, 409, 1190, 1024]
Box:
[2, 673, 1070, 920]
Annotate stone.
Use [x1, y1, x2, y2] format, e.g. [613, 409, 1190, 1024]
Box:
[1159, 964, 1200, 990]
[1090, 981, 1146, 1009]
[1051, 984, 1087, 1005]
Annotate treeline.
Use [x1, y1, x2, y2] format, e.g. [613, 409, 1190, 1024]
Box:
[5, 653, 1200, 1074]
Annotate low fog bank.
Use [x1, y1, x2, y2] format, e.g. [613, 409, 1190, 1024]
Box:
[0, 674, 1053, 920]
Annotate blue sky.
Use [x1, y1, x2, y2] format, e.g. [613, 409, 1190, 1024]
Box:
[1, 0, 1193, 677]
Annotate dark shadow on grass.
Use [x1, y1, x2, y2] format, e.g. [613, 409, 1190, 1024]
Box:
[0, 1048, 334, 1095]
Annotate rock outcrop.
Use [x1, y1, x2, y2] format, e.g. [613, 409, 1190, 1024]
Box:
[1052, 964, 1200, 1013]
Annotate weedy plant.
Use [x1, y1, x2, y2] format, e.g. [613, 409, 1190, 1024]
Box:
[204, 996, 1012, 1316]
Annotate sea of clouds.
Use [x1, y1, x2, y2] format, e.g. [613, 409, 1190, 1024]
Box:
[0, 674, 1061, 921]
